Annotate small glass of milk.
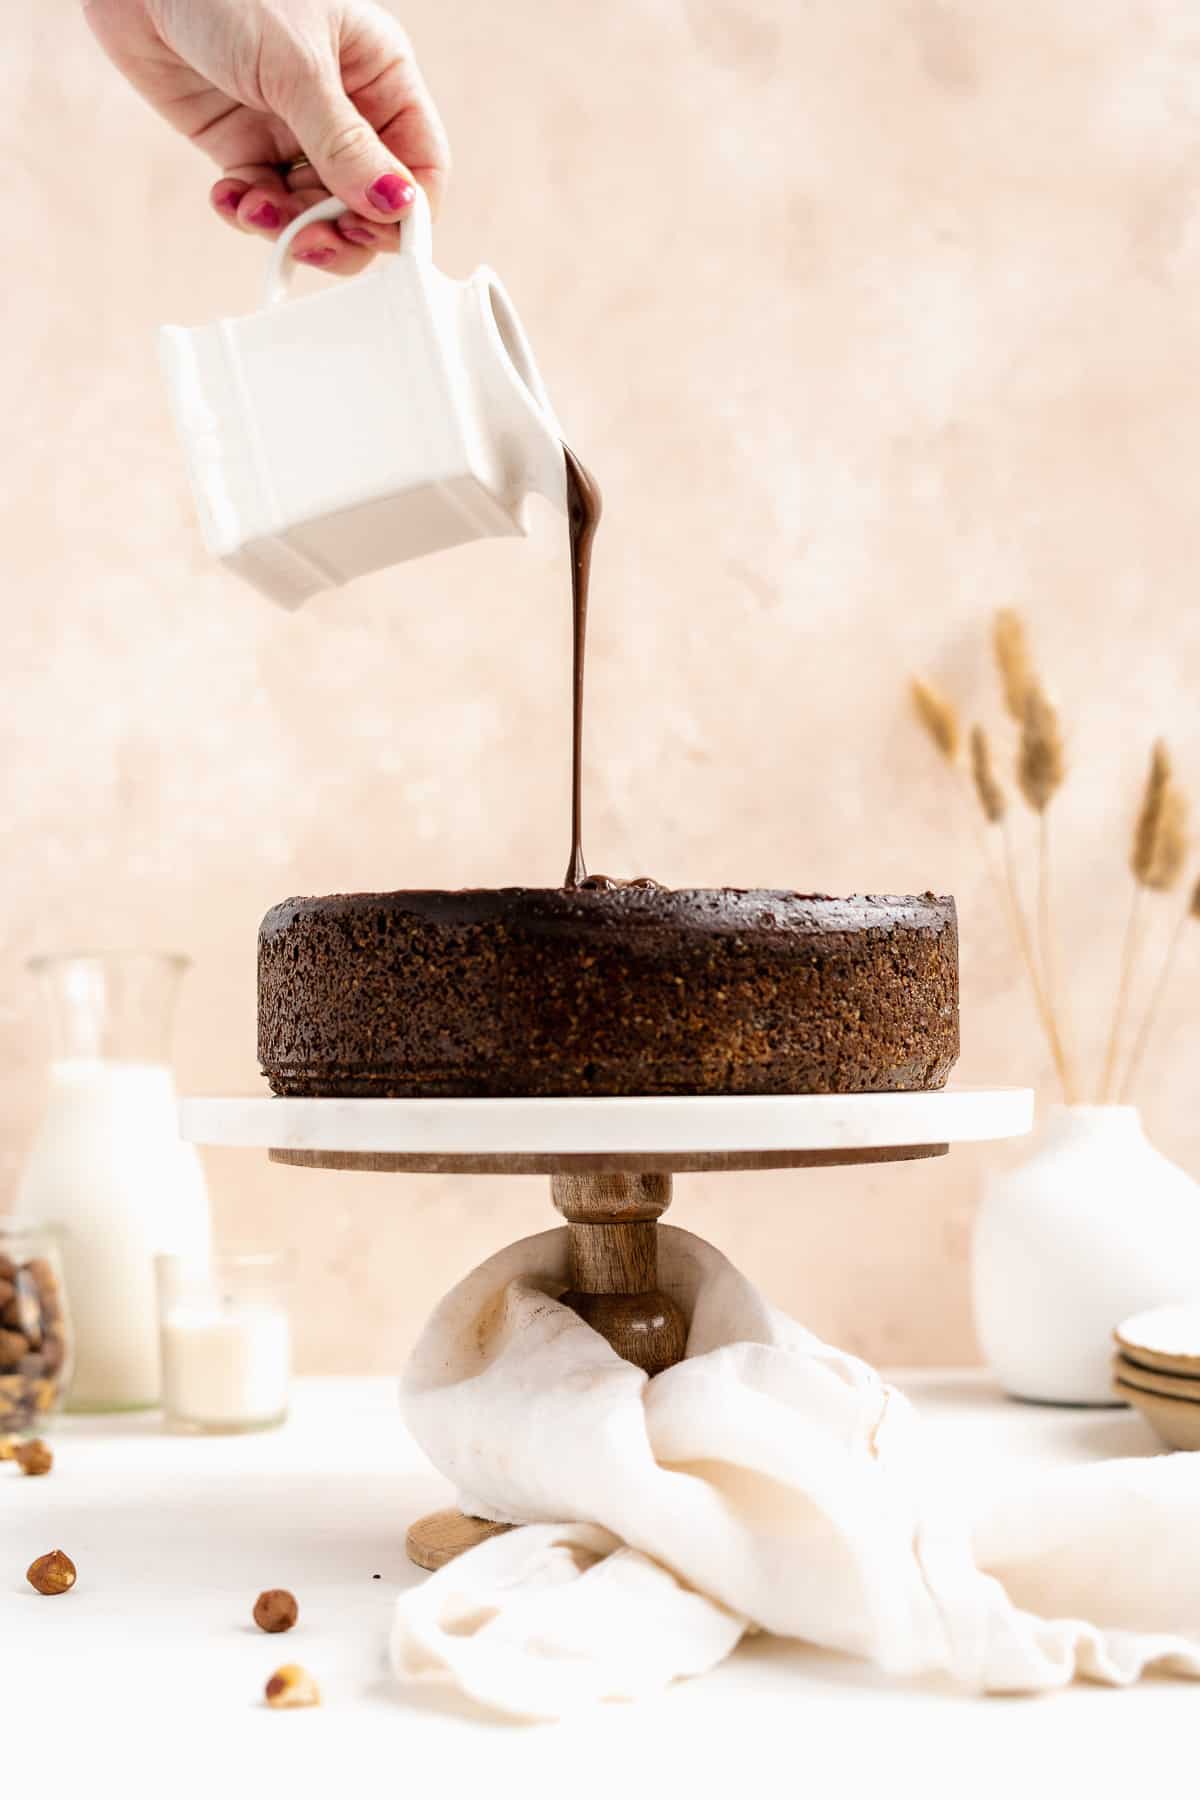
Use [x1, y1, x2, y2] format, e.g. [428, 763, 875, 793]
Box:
[156, 1252, 291, 1433]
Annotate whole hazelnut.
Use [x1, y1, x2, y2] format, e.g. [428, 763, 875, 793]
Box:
[264, 1663, 320, 1709]
[3, 1281, 41, 1345]
[14, 1439, 52, 1477]
[0, 1328, 29, 1369]
[253, 1588, 298, 1634]
[26, 1549, 76, 1595]
[27, 1259, 58, 1299]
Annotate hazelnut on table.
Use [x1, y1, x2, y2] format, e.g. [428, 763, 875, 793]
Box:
[26, 1550, 76, 1595]
[264, 1664, 320, 1709]
[253, 1588, 298, 1633]
[13, 1439, 52, 1477]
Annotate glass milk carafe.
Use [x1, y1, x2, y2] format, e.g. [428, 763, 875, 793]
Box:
[13, 954, 210, 1412]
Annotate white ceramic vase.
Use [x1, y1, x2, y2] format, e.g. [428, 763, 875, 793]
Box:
[972, 1105, 1200, 1405]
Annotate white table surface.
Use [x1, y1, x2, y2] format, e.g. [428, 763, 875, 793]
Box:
[2, 1373, 1190, 1798]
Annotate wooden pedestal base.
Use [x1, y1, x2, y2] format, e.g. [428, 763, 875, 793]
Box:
[177, 1090, 1030, 1576]
[406, 1507, 514, 1571]
[407, 1168, 685, 1569]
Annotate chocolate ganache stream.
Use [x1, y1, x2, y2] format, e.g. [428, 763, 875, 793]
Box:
[563, 445, 600, 889]
[562, 444, 655, 892]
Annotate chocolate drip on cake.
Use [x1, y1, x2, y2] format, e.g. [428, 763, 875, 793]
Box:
[578, 875, 662, 890]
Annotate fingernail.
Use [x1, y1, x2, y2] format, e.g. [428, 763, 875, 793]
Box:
[214, 187, 242, 214]
[296, 247, 336, 265]
[248, 202, 281, 230]
[336, 221, 376, 246]
[366, 172, 415, 214]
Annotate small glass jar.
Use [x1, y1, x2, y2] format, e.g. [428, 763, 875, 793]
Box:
[156, 1251, 291, 1433]
[0, 1225, 74, 1438]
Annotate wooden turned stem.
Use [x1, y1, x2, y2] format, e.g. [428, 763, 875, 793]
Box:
[408, 1170, 689, 1571]
[551, 1172, 687, 1377]
[565, 1220, 658, 1293]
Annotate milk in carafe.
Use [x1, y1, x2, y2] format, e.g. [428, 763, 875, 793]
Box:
[13, 956, 210, 1411]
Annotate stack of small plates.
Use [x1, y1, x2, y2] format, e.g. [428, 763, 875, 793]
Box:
[1113, 1305, 1200, 1449]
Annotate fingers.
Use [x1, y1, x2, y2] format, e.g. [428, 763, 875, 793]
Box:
[282, 162, 400, 255]
[210, 164, 298, 234]
[332, 214, 399, 254]
[283, 79, 420, 226]
[276, 12, 448, 225]
[210, 178, 250, 222]
[287, 215, 374, 278]
[207, 165, 390, 277]
[364, 58, 452, 220]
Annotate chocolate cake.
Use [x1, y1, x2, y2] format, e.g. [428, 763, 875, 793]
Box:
[258, 887, 958, 1098]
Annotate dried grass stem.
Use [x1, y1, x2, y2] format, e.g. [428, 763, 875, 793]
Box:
[1102, 743, 1189, 1102]
[910, 678, 960, 763]
[1017, 685, 1065, 814]
[993, 611, 1032, 725]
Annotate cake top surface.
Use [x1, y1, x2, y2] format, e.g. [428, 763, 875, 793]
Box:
[261, 888, 955, 937]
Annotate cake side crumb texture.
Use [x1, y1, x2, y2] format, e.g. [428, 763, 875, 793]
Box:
[257, 888, 959, 1098]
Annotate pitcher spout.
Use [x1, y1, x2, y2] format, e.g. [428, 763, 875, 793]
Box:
[462, 268, 568, 526]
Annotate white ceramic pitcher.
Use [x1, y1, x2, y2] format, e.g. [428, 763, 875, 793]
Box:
[159, 192, 567, 608]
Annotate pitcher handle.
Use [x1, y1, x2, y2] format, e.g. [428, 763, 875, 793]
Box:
[262, 185, 434, 307]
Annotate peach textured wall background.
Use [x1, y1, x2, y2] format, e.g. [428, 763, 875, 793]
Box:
[4, 0, 1200, 1371]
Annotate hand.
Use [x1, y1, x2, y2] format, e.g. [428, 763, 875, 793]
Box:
[84, 0, 451, 275]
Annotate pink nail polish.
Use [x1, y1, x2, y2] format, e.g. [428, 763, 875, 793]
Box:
[214, 187, 242, 213]
[248, 202, 281, 230]
[366, 173, 415, 214]
[296, 247, 335, 265]
[336, 222, 376, 245]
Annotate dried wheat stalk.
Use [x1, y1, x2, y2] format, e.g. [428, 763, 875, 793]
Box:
[1016, 683, 1065, 814]
[911, 681, 996, 922]
[993, 610, 1032, 724]
[1145, 786, 1188, 892]
[1011, 680, 1077, 1098]
[910, 677, 960, 763]
[1131, 741, 1173, 885]
[1101, 741, 1188, 1102]
[913, 670, 1073, 1097]
[969, 725, 1005, 823]
[967, 722, 1073, 1095]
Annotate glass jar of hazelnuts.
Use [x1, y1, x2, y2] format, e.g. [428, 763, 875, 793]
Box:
[0, 1227, 73, 1437]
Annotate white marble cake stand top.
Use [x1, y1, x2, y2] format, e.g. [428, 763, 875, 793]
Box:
[179, 1087, 1033, 1172]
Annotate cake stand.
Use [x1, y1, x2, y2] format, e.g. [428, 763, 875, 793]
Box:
[180, 1087, 1033, 1569]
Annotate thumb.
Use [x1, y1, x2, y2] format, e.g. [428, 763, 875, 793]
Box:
[283, 68, 418, 223]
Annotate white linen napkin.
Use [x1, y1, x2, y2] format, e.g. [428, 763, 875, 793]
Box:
[392, 1225, 1200, 1717]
